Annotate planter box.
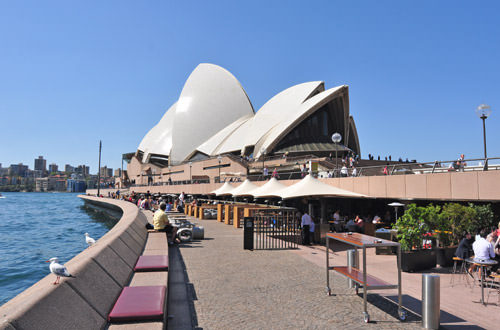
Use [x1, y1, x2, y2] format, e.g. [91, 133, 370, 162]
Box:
[435, 246, 457, 267]
[401, 249, 437, 272]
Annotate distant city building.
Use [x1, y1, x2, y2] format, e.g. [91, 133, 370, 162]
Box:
[0, 176, 8, 185]
[35, 177, 49, 192]
[49, 163, 58, 173]
[34, 156, 47, 172]
[114, 168, 122, 177]
[9, 163, 29, 177]
[76, 165, 89, 176]
[67, 179, 86, 192]
[0, 166, 8, 176]
[65, 164, 74, 173]
[100, 166, 113, 178]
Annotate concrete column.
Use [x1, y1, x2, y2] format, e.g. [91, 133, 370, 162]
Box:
[233, 206, 240, 228]
[224, 204, 231, 225]
[217, 204, 223, 222]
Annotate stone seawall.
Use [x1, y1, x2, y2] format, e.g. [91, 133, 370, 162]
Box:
[0, 196, 148, 330]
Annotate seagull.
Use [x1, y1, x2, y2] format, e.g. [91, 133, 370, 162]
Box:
[46, 257, 75, 285]
[85, 233, 96, 247]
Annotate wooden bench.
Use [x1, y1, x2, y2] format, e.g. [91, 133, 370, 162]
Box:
[330, 266, 396, 289]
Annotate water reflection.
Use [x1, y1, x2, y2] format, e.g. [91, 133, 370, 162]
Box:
[80, 204, 120, 230]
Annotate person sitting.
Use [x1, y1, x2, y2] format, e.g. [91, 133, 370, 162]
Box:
[153, 202, 178, 245]
[355, 215, 364, 233]
[455, 231, 474, 259]
[473, 229, 495, 262]
[372, 215, 382, 224]
[346, 217, 358, 232]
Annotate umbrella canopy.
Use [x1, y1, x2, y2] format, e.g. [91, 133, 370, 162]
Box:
[278, 174, 366, 199]
[231, 179, 259, 197]
[388, 202, 405, 207]
[251, 178, 288, 198]
[210, 182, 235, 196]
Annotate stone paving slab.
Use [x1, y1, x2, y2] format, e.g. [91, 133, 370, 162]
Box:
[176, 218, 423, 330]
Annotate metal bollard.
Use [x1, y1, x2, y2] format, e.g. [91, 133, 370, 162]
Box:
[422, 274, 440, 329]
[347, 249, 359, 288]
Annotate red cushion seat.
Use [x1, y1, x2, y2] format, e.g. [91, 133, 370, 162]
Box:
[134, 255, 168, 272]
[108, 286, 166, 322]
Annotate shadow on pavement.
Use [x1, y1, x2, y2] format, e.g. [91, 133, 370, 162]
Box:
[167, 245, 201, 330]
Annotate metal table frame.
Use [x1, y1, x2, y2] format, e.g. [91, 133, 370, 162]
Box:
[326, 232, 406, 323]
[465, 257, 498, 305]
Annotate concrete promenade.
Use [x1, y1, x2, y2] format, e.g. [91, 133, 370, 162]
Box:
[172, 218, 423, 330]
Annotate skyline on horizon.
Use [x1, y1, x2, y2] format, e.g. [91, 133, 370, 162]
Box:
[1, 1, 499, 171]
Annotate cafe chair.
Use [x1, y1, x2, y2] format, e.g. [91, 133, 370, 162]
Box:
[487, 272, 500, 306]
[450, 256, 469, 287]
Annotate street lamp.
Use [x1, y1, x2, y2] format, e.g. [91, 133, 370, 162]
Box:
[260, 147, 266, 178]
[475, 104, 492, 171]
[331, 133, 342, 177]
[189, 162, 192, 183]
[217, 155, 222, 183]
[388, 202, 404, 222]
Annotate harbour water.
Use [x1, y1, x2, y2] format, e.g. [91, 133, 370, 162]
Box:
[0, 192, 119, 305]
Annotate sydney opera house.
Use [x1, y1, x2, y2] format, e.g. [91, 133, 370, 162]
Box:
[135, 63, 358, 166]
[124, 63, 360, 185]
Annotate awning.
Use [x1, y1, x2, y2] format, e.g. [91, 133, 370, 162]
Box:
[278, 174, 366, 199]
[251, 178, 288, 198]
[230, 180, 259, 197]
[210, 182, 235, 196]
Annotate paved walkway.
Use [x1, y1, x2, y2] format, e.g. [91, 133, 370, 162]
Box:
[171, 218, 424, 330]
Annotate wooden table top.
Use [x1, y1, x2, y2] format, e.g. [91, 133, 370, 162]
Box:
[327, 232, 399, 247]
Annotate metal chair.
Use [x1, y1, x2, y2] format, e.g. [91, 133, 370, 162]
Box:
[487, 272, 500, 306]
[450, 256, 469, 287]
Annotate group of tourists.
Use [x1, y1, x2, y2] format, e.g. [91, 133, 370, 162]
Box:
[455, 223, 500, 273]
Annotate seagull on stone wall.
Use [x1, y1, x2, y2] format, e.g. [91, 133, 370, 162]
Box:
[46, 257, 75, 285]
[85, 232, 96, 247]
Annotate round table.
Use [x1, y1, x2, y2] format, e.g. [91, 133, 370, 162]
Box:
[466, 258, 498, 305]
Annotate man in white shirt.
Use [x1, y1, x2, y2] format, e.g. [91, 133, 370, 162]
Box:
[473, 229, 495, 261]
[301, 211, 313, 245]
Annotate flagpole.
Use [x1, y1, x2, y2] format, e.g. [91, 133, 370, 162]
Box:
[97, 140, 102, 196]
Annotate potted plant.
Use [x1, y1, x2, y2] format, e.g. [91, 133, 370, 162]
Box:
[393, 204, 436, 272]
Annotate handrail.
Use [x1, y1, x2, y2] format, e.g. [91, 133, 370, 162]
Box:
[127, 156, 500, 188]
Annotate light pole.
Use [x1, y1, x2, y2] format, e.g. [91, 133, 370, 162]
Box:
[97, 140, 102, 196]
[189, 162, 192, 183]
[260, 147, 266, 178]
[475, 104, 492, 171]
[331, 133, 342, 177]
[217, 155, 222, 183]
[168, 165, 171, 184]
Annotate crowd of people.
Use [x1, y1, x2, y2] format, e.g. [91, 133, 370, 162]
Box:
[455, 223, 500, 274]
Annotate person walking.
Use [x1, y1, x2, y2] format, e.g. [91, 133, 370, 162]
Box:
[301, 211, 313, 245]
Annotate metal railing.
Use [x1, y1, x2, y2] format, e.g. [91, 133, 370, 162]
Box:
[252, 208, 299, 250]
[128, 156, 500, 187]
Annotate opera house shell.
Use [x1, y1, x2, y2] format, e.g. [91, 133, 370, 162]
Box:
[136, 63, 360, 166]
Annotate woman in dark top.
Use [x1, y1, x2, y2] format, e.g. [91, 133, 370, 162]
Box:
[455, 232, 474, 259]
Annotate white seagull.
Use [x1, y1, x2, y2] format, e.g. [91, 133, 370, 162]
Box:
[46, 257, 75, 285]
[85, 232, 96, 247]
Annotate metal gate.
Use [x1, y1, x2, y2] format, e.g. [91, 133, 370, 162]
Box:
[252, 208, 300, 250]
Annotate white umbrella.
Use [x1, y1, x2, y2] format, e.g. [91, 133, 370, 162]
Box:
[388, 202, 405, 221]
[278, 174, 366, 199]
[251, 178, 288, 198]
[231, 180, 259, 197]
[210, 182, 235, 196]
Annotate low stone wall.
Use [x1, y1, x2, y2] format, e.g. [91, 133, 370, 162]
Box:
[0, 196, 148, 330]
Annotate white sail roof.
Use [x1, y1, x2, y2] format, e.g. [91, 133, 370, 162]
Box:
[278, 175, 366, 199]
[251, 178, 288, 198]
[230, 180, 259, 197]
[210, 182, 235, 196]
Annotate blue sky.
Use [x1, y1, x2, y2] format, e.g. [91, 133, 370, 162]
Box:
[1, 1, 499, 173]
